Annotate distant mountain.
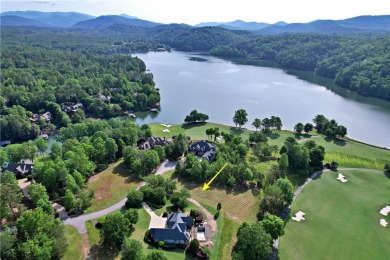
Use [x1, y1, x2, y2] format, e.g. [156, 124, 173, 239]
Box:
[0, 11, 94, 27]
[73, 15, 160, 29]
[255, 15, 390, 34]
[0, 15, 49, 27]
[196, 19, 271, 31]
[119, 14, 138, 19]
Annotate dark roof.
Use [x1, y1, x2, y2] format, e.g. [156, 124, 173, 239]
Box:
[139, 137, 169, 150]
[150, 213, 193, 243]
[3, 163, 33, 174]
[2, 159, 34, 177]
[188, 141, 216, 162]
[149, 226, 190, 242]
[189, 140, 216, 153]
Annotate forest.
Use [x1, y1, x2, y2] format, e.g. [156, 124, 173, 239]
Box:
[210, 34, 390, 100]
[2, 26, 389, 104]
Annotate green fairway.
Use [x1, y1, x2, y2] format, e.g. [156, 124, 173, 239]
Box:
[279, 170, 390, 259]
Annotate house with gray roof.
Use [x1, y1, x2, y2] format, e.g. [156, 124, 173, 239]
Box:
[149, 213, 193, 244]
[139, 137, 169, 150]
[188, 140, 216, 162]
[2, 159, 34, 179]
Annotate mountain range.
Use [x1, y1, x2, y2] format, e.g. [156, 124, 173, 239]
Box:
[0, 11, 389, 34]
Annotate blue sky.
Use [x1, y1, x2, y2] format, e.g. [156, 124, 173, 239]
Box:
[1, 0, 389, 25]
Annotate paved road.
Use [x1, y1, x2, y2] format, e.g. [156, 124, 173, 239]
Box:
[64, 160, 176, 234]
[271, 167, 383, 260]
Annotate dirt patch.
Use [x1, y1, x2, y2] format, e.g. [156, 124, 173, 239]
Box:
[94, 178, 112, 201]
[82, 233, 90, 259]
[88, 174, 100, 184]
[188, 198, 218, 241]
[226, 212, 239, 222]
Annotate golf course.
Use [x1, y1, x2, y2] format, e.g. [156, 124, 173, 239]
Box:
[279, 169, 390, 259]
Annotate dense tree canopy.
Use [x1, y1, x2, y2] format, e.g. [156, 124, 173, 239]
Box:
[233, 222, 272, 260]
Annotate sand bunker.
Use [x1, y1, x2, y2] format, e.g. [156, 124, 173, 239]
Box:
[337, 173, 348, 183]
[292, 211, 306, 222]
[380, 219, 388, 227]
[162, 129, 170, 133]
[161, 124, 172, 128]
[380, 206, 390, 216]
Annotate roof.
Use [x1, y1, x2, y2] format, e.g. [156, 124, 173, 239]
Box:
[139, 137, 169, 150]
[150, 213, 193, 243]
[189, 141, 216, 153]
[149, 226, 190, 242]
[3, 163, 33, 174]
[189, 141, 216, 162]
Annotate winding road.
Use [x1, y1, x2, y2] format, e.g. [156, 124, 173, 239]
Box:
[270, 167, 384, 260]
[64, 160, 177, 234]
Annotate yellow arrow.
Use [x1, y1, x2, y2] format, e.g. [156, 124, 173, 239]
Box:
[202, 163, 228, 191]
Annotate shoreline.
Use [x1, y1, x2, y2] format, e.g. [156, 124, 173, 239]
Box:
[148, 121, 390, 151]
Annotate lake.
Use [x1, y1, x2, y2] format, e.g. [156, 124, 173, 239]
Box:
[133, 51, 390, 148]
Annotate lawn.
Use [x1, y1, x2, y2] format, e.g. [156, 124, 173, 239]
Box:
[86, 160, 141, 213]
[151, 122, 390, 171]
[279, 170, 390, 259]
[161, 170, 260, 260]
[62, 226, 84, 260]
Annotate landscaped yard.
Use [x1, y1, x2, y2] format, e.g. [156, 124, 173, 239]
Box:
[62, 226, 84, 260]
[279, 170, 390, 259]
[161, 170, 261, 260]
[151, 122, 390, 171]
[86, 160, 141, 213]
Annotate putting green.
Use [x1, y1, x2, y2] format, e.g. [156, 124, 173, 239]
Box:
[279, 170, 390, 259]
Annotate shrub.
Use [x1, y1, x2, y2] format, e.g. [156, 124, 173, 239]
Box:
[126, 190, 144, 208]
[158, 240, 165, 248]
[187, 239, 200, 255]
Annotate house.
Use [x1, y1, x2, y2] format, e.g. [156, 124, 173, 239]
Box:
[139, 137, 169, 150]
[2, 159, 34, 179]
[149, 213, 193, 244]
[30, 111, 52, 124]
[188, 140, 216, 162]
[99, 94, 110, 101]
[0, 140, 11, 147]
[62, 102, 84, 115]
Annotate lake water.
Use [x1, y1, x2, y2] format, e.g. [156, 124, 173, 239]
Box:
[133, 51, 390, 148]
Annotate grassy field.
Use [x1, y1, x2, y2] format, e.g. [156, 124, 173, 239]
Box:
[160, 170, 260, 260]
[62, 226, 84, 260]
[279, 170, 390, 259]
[151, 122, 390, 171]
[86, 160, 141, 213]
[325, 152, 387, 170]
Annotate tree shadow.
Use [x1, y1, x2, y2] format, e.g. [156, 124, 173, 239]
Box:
[89, 244, 119, 260]
[229, 127, 245, 135]
[112, 162, 141, 183]
[384, 171, 390, 179]
[181, 122, 207, 130]
[332, 138, 347, 147]
[265, 132, 280, 140]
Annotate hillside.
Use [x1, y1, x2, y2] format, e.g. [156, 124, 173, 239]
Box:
[0, 11, 94, 27]
[73, 15, 161, 29]
[255, 15, 390, 34]
[0, 15, 49, 27]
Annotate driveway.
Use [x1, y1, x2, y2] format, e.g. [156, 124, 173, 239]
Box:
[142, 202, 167, 228]
[17, 178, 31, 198]
[188, 198, 218, 241]
[155, 160, 177, 175]
[64, 160, 176, 234]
